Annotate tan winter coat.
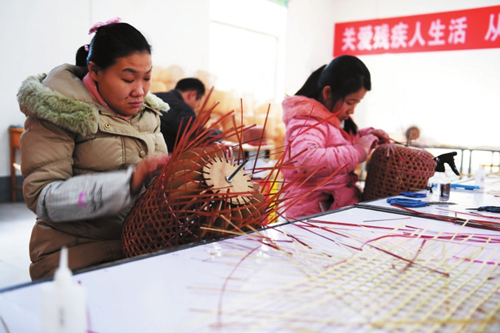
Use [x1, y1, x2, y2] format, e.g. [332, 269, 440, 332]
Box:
[17, 64, 168, 280]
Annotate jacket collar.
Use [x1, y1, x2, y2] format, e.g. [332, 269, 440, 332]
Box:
[17, 64, 168, 136]
[282, 95, 351, 140]
[282, 95, 342, 128]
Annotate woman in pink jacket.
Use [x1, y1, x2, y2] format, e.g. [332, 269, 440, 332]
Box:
[282, 55, 389, 219]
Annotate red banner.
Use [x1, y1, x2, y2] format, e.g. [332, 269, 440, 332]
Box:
[333, 5, 500, 56]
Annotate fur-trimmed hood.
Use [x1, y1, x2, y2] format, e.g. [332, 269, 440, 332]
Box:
[17, 64, 169, 136]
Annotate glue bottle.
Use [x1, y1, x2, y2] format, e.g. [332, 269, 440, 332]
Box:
[426, 152, 460, 201]
[474, 165, 486, 188]
[41, 247, 87, 333]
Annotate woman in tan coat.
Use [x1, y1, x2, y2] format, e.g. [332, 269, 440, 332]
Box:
[17, 19, 169, 280]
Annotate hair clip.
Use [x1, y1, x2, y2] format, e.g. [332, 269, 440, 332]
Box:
[84, 44, 89, 52]
[88, 17, 122, 35]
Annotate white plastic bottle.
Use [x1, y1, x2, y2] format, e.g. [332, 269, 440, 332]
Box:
[474, 165, 486, 188]
[427, 171, 451, 201]
[40, 247, 87, 333]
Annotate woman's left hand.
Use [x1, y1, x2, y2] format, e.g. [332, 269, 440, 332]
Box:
[370, 129, 390, 144]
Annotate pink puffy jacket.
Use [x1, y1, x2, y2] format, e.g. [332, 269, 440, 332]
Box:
[281, 96, 372, 219]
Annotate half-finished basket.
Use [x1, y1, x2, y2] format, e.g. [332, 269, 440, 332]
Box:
[122, 145, 267, 258]
[363, 143, 436, 201]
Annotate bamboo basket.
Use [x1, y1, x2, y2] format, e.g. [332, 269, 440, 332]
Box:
[121, 145, 267, 258]
[363, 143, 436, 201]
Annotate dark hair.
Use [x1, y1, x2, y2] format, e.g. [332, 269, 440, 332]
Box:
[75, 46, 88, 67]
[175, 78, 206, 100]
[295, 55, 371, 134]
[76, 22, 151, 70]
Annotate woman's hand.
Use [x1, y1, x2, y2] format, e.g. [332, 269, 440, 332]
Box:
[130, 154, 170, 195]
[370, 129, 390, 143]
[355, 134, 379, 155]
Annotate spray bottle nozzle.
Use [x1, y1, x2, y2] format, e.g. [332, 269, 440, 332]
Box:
[434, 152, 460, 176]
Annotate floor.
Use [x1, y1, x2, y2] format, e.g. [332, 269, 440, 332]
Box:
[0, 202, 35, 290]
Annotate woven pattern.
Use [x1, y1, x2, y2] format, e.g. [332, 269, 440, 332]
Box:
[182, 219, 500, 332]
[363, 144, 436, 201]
[122, 146, 266, 258]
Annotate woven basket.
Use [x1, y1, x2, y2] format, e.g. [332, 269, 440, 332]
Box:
[122, 145, 266, 258]
[363, 144, 436, 201]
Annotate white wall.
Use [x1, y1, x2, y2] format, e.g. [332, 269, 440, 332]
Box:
[89, 0, 210, 74]
[284, 0, 500, 148]
[1, 0, 500, 180]
[0, 0, 209, 179]
[284, 0, 337, 95]
[353, 1, 500, 149]
[1, 0, 88, 182]
[208, 0, 287, 103]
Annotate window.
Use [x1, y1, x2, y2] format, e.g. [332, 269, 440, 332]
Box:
[209, 0, 286, 102]
[209, 22, 277, 101]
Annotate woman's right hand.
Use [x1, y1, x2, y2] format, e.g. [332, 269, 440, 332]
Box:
[130, 154, 170, 195]
[370, 129, 390, 143]
[355, 134, 379, 155]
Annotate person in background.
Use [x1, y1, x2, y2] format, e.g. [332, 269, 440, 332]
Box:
[154, 78, 206, 153]
[281, 55, 390, 219]
[155, 78, 222, 153]
[17, 19, 169, 280]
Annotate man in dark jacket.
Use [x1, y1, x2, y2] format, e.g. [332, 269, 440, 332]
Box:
[154, 78, 208, 153]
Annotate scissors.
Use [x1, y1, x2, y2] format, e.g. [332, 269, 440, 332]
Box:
[387, 198, 456, 208]
[399, 191, 426, 198]
[466, 206, 500, 213]
[387, 198, 427, 207]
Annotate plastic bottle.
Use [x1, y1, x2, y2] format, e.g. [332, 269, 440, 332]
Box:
[40, 247, 87, 333]
[474, 165, 486, 188]
[426, 152, 460, 201]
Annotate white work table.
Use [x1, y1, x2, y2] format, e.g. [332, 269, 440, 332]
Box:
[1, 180, 500, 332]
[358, 175, 500, 229]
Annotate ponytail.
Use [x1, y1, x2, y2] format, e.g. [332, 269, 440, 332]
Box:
[75, 45, 89, 67]
[295, 65, 326, 99]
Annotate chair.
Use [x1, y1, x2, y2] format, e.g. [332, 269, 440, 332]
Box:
[9, 127, 24, 202]
[241, 126, 272, 159]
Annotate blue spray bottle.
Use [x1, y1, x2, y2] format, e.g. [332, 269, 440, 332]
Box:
[426, 152, 460, 201]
